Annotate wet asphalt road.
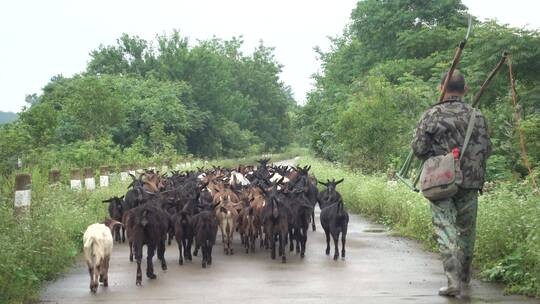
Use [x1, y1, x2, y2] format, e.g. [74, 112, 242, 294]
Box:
[40, 159, 539, 304]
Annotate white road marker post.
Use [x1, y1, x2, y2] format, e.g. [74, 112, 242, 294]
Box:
[100, 166, 109, 188]
[14, 173, 31, 214]
[84, 167, 96, 191]
[70, 169, 82, 190]
[120, 164, 129, 182]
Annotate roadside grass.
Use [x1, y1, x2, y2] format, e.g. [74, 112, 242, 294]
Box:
[0, 149, 305, 304]
[299, 155, 540, 298]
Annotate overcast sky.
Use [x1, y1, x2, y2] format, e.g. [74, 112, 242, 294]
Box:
[1, 0, 539, 112]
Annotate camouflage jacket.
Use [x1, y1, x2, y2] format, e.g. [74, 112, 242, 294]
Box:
[412, 97, 492, 189]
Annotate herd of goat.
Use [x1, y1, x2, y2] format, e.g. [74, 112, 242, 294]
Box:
[83, 158, 349, 292]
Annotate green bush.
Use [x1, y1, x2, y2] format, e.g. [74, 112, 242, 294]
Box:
[300, 155, 540, 297]
[0, 178, 119, 304]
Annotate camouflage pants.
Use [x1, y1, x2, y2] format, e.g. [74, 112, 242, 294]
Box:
[430, 188, 478, 285]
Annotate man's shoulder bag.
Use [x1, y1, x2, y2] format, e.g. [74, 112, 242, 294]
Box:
[419, 108, 477, 201]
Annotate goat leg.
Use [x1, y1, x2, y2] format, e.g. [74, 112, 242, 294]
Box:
[87, 262, 96, 293]
[146, 245, 157, 279]
[135, 242, 143, 285]
[300, 229, 307, 258]
[341, 228, 347, 259]
[280, 232, 286, 263]
[271, 234, 276, 260]
[333, 233, 339, 261]
[186, 238, 193, 261]
[129, 241, 134, 262]
[136, 261, 142, 286]
[289, 230, 294, 252]
[208, 243, 213, 265]
[201, 244, 207, 268]
[158, 240, 167, 271]
[324, 230, 331, 255]
[102, 256, 110, 287]
[312, 210, 316, 231]
[93, 265, 100, 293]
[177, 240, 183, 265]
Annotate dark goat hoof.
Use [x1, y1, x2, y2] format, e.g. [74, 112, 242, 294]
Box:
[147, 273, 157, 279]
[103, 280, 108, 287]
[202, 263, 207, 269]
[179, 259, 183, 265]
[301, 253, 305, 258]
[162, 264, 167, 271]
[325, 249, 330, 255]
[230, 249, 234, 255]
[333, 255, 339, 261]
[136, 279, 142, 286]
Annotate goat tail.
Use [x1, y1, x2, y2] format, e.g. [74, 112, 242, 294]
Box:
[83, 235, 97, 267]
[84, 235, 107, 268]
[337, 199, 344, 216]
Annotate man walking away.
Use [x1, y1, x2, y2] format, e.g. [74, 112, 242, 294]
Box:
[412, 70, 492, 297]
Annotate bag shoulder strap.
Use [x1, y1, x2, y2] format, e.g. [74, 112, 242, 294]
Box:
[460, 107, 477, 161]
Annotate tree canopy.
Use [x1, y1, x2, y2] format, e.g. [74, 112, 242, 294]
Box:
[298, 0, 540, 178]
[0, 32, 294, 173]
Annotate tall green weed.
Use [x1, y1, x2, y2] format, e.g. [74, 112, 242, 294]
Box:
[300, 155, 540, 297]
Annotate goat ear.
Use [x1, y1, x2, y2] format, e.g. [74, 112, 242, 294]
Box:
[336, 178, 344, 185]
[120, 195, 125, 200]
[317, 181, 327, 186]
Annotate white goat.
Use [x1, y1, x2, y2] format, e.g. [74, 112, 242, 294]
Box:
[83, 223, 114, 293]
[231, 171, 251, 186]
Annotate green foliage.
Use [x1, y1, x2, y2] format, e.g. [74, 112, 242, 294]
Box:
[300, 155, 540, 297]
[0, 175, 117, 304]
[0, 31, 293, 176]
[300, 0, 540, 180]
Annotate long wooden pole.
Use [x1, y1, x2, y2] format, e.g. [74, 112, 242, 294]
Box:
[507, 55, 538, 191]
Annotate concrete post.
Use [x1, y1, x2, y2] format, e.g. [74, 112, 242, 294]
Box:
[48, 169, 61, 185]
[99, 166, 109, 188]
[84, 167, 95, 190]
[120, 164, 129, 181]
[70, 169, 82, 190]
[15, 173, 31, 210]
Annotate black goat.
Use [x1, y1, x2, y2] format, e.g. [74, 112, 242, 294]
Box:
[125, 201, 169, 285]
[261, 186, 292, 263]
[290, 166, 319, 231]
[173, 209, 194, 265]
[102, 195, 126, 242]
[284, 189, 313, 258]
[320, 196, 349, 261]
[192, 206, 218, 268]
